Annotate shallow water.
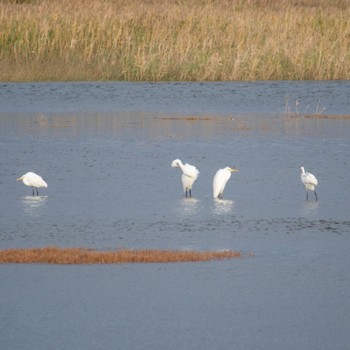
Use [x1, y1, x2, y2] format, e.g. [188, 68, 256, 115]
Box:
[1, 81, 350, 350]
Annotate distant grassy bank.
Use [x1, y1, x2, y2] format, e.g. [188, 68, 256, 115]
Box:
[0, 0, 349, 81]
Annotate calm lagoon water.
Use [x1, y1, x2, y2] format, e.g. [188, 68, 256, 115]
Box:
[1, 81, 350, 350]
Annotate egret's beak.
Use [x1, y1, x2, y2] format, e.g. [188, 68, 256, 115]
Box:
[16, 176, 23, 181]
[230, 168, 239, 172]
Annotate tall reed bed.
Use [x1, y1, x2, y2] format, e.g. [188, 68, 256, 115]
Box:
[0, 0, 349, 81]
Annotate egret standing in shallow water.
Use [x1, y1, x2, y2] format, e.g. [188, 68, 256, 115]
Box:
[17, 172, 48, 196]
[213, 167, 238, 199]
[171, 159, 199, 198]
[300, 166, 318, 201]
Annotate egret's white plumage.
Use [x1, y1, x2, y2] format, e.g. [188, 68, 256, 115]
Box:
[17, 172, 48, 196]
[300, 166, 318, 201]
[171, 159, 199, 198]
[213, 167, 238, 199]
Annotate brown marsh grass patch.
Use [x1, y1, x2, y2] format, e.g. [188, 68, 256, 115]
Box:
[34, 114, 77, 128]
[303, 114, 350, 120]
[285, 114, 350, 120]
[158, 116, 214, 121]
[0, 246, 243, 264]
[156, 116, 255, 132]
[156, 116, 238, 122]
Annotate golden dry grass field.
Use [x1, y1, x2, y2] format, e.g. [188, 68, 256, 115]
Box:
[0, 0, 349, 81]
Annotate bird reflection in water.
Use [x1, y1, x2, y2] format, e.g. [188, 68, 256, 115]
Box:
[179, 197, 200, 215]
[301, 199, 319, 217]
[21, 195, 48, 216]
[213, 198, 234, 215]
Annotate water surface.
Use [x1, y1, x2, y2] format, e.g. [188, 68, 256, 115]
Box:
[1, 81, 350, 350]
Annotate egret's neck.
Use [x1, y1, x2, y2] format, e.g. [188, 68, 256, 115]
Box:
[177, 161, 185, 171]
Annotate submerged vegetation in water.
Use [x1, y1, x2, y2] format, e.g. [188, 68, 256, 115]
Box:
[0, 246, 243, 264]
[0, 0, 349, 81]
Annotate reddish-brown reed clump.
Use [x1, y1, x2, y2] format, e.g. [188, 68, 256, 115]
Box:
[0, 246, 242, 264]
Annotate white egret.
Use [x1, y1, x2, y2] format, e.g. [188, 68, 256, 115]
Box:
[17, 172, 48, 196]
[171, 159, 199, 198]
[213, 167, 238, 199]
[300, 166, 318, 201]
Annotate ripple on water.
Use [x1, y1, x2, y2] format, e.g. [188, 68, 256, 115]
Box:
[2, 215, 349, 250]
[20, 195, 48, 216]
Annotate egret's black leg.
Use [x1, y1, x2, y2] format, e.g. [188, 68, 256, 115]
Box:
[185, 189, 188, 198]
[189, 189, 192, 198]
[306, 191, 308, 201]
[314, 191, 318, 201]
[32, 187, 35, 196]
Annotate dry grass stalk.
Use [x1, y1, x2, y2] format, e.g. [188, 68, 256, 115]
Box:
[0, 246, 242, 264]
[0, 0, 349, 81]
